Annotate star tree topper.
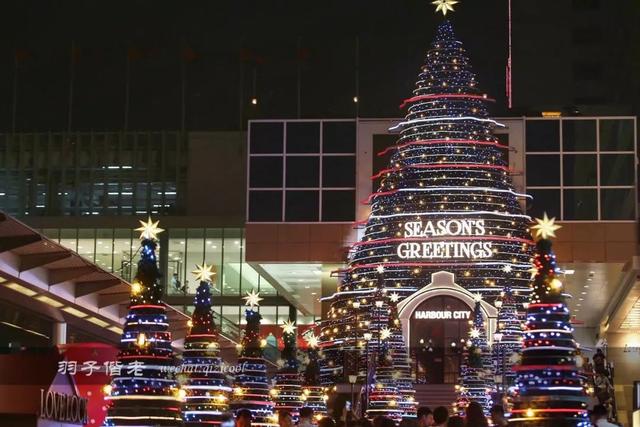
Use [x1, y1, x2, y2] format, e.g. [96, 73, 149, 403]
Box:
[531, 212, 562, 240]
[304, 332, 319, 349]
[281, 319, 296, 335]
[243, 289, 263, 308]
[431, 0, 458, 16]
[136, 217, 164, 240]
[192, 262, 215, 283]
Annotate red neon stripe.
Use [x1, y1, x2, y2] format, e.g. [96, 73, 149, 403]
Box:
[130, 304, 165, 310]
[188, 334, 218, 338]
[119, 355, 172, 360]
[399, 93, 495, 109]
[345, 261, 508, 272]
[527, 303, 564, 308]
[360, 190, 397, 204]
[352, 235, 534, 248]
[511, 364, 577, 371]
[377, 138, 504, 157]
[371, 163, 511, 180]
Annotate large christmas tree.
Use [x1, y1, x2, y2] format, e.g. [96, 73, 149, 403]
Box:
[509, 216, 590, 426]
[103, 218, 183, 426]
[230, 291, 277, 427]
[301, 331, 328, 420]
[182, 264, 233, 425]
[319, 14, 533, 385]
[493, 286, 523, 395]
[273, 320, 304, 420]
[454, 298, 494, 416]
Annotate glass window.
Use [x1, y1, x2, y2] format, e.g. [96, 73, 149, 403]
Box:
[250, 122, 284, 154]
[248, 191, 282, 222]
[77, 229, 96, 262]
[259, 278, 277, 297]
[277, 306, 292, 324]
[167, 229, 187, 296]
[184, 229, 205, 294]
[113, 229, 134, 281]
[601, 189, 635, 220]
[527, 189, 561, 220]
[600, 154, 635, 186]
[600, 119, 634, 151]
[323, 156, 356, 187]
[562, 120, 596, 151]
[250, 157, 283, 188]
[563, 155, 596, 186]
[285, 190, 319, 222]
[241, 262, 261, 296]
[42, 228, 60, 242]
[526, 120, 560, 152]
[95, 229, 114, 272]
[286, 156, 319, 188]
[286, 122, 320, 153]
[563, 189, 597, 220]
[222, 229, 243, 297]
[323, 121, 356, 153]
[205, 229, 224, 297]
[222, 305, 241, 327]
[526, 155, 560, 186]
[259, 306, 277, 325]
[322, 190, 356, 222]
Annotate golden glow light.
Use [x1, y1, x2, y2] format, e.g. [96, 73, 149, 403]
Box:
[131, 281, 142, 295]
[136, 333, 148, 348]
[526, 408, 535, 418]
[102, 384, 113, 395]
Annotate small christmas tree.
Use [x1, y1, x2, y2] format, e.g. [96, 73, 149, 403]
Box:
[230, 291, 277, 427]
[273, 320, 304, 420]
[454, 298, 494, 416]
[301, 331, 328, 420]
[182, 263, 233, 425]
[103, 218, 182, 426]
[510, 215, 590, 426]
[493, 286, 522, 395]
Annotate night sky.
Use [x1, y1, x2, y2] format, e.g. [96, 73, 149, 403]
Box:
[2, 1, 509, 131]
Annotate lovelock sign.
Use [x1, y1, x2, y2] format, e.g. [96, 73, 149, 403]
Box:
[397, 219, 492, 260]
[39, 389, 88, 425]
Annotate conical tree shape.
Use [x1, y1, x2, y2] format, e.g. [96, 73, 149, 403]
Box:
[493, 286, 523, 394]
[273, 321, 304, 420]
[230, 309, 277, 427]
[454, 300, 494, 416]
[182, 277, 233, 425]
[104, 231, 183, 426]
[302, 332, 328, 420]
[509, 238, 590, 426]
[319, 19, 533, 385]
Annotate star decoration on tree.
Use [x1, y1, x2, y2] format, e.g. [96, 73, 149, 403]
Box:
[389, 292, 401, 303]
[502, 265, 513, 273]
[376, 264, 385, 274]
[531, 213, 562, 239]
[469, 328, 481, 339]
[280, 319, 296, 335]
[304, 333, 319, 349]
[473, 293, 483, 303]
[243, 289, 263, 308]
[192, 262, 215, 283]
[527, 266, 539, 280]
[431, 0, 459, 16]
[380, 328, 392, 340]
[135, 217, 164, 240]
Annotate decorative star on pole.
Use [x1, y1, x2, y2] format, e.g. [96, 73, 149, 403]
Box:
[380, 328, 392, 340]
[280, 319, 296, 335]
[389, 292, 401, 303]
[135, 217, 164, 240]
[531, 213, 562, 240]
[243, 289, 263, 308]
[469, 328, 481, 339]
[473, 293, 483, 303]
[304, 333, 319, 349]
[431, 0, 459, 16]
[192, 263, 215, 283]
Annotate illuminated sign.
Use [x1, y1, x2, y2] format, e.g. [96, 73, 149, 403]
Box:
[414, 310, 471, 320]
[397, 219, 493, 260]
[39, 389, 88, 425]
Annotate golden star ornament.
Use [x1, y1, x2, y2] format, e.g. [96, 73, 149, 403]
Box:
[136, 217, 164, 240]
[432, 0, 459, 16]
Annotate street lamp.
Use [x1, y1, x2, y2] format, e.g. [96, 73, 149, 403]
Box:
[348, 374, 357, 414]
[363, 332, 373, 417]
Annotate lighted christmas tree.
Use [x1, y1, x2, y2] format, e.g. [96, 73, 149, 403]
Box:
[301, 331, 328, 420]
[319, 9, 533, 386]
[272, 320, 304, 420]
[509, 215, 590, 426]
[493, 286, 522, 395]
[229, 291, 277, 427]
[454, 298, 494, 416]
[103, 218, 183, 426]
[182, 263, 233, 425]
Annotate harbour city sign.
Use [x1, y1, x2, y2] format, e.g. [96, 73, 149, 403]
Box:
[396, 219, 492, 260]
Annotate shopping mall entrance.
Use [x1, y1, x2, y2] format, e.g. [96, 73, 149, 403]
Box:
[397, 271, 497, 385]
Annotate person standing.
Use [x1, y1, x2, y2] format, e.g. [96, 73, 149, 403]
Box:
[417, 407, 434, 427]
[432, 407, 449, 427]
[591, 404, 618, 427]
